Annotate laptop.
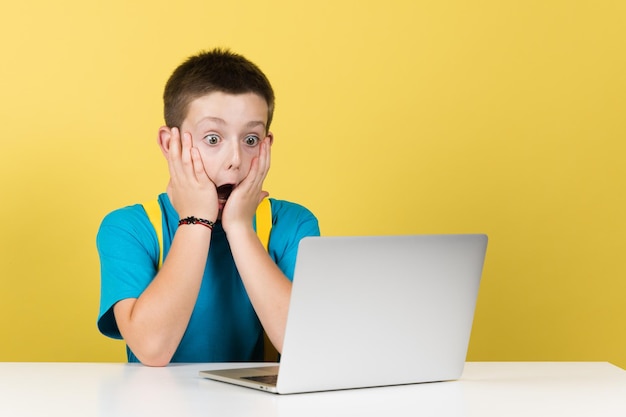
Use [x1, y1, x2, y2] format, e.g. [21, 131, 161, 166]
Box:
[200, 234, 488, 394]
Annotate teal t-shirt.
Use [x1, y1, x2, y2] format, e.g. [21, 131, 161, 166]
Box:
[96, 193, 320, 363]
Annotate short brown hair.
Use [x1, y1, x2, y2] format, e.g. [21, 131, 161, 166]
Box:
[163, 48, 275, 130]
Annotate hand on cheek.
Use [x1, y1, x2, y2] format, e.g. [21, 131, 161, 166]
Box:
[166, 128, 219, 222]
[221, 138, 271, 235]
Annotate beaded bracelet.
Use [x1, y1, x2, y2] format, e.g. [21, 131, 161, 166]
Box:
[178, 216, 215, 230]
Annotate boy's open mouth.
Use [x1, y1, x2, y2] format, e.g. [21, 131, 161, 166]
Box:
[216, 184, 234, 203]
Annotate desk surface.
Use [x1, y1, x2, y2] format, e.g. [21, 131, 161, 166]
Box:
[1, 362, 625, 417]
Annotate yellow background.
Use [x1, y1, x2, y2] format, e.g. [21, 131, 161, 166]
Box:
[1, 1, 624, 367]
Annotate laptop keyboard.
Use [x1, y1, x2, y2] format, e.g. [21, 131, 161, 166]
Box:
[243, 374, 278, 386]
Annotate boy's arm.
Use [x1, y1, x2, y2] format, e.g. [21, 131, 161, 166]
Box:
[113, 226, 211, 366]
[114, 129, 218, 366]
[228, 227, 292, 353]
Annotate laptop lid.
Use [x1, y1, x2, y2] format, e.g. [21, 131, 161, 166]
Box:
[200, 234, 488, 394]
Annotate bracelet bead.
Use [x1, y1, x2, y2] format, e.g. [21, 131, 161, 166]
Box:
[178, 216, 215, 230]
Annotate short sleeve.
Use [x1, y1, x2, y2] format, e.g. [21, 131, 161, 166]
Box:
[96, 205, 160, 339]
[267, 199, 321, 280]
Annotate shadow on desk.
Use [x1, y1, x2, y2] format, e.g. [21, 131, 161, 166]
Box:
[270, 380, 465, 416]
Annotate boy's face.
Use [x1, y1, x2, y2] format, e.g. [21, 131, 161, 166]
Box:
[178, 92, 272, 207]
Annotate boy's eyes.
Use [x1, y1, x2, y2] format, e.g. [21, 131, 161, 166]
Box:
[202, 134, 261, 146]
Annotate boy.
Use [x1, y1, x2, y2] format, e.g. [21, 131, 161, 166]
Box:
[96, 49, 320, 366]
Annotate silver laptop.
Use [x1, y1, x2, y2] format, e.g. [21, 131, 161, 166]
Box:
[200, 234, 488, 394]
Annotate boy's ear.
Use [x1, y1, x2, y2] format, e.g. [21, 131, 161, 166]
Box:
[267, 131, 274, 146]
[157, 126, 173, 158]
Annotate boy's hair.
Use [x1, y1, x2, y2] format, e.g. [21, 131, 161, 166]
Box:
[163, 48, 275, 131]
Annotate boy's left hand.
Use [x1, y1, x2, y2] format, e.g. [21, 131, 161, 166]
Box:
[221, 137, 271, 235]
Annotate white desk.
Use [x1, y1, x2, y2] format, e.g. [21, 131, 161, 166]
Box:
[0, 362, 624, 416]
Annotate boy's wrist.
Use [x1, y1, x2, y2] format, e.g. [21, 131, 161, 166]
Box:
[223, 221, 255, 240]
[178, 216, 215, 230]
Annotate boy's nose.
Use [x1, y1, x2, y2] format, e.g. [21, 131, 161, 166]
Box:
[226, 142, 241, 170]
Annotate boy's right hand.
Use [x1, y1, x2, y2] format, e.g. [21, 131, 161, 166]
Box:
[166, 127, 219, 222]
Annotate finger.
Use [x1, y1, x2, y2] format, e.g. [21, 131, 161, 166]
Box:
[173, 131, 197, 186]
[190, 147, 207, 182]
[244, 154, 263, 191]
[167, 128, 183, 179]
[168, 127, 182, 161]
[259, 137, 271, 178]
[180, 131, 193, 166]
[250, 139, 271, 189]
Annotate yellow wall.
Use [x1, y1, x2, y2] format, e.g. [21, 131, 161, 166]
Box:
[1, 1, 624, 367]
